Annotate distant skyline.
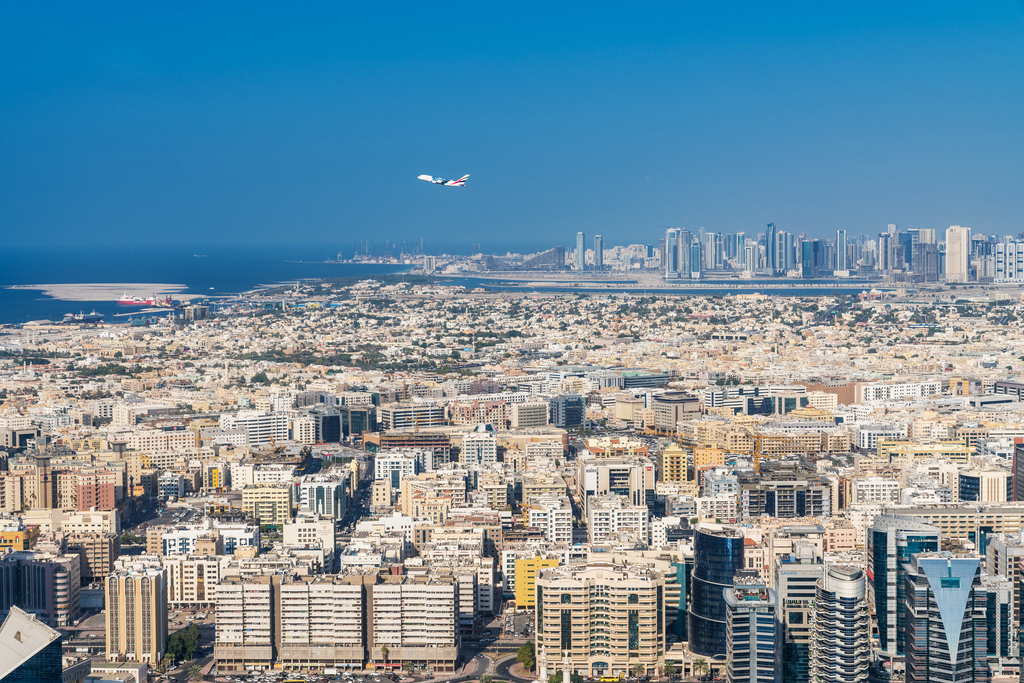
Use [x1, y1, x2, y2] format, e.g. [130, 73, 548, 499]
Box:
[1, 3, 1023, 249]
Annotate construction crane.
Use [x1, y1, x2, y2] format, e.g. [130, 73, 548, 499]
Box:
[747, 426, 799, 474]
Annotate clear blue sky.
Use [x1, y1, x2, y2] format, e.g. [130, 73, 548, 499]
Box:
[2, 2, 1023, 254]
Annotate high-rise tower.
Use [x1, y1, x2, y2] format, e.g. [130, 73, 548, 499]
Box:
[809, 566, 869, 683]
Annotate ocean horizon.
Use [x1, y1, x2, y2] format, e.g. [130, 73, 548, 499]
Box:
[0, 244, 413, 325]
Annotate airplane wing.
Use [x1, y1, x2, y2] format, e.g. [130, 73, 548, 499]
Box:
[418, 175, 443, 184]
[444, 174, 469, 187]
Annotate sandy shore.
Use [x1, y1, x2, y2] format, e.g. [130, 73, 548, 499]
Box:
[8, 283, 189, 302]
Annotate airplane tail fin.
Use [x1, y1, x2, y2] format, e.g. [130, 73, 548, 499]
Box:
[449, 174, 469, 186]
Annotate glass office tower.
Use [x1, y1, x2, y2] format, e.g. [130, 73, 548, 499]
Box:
[688, 526, 745, 657]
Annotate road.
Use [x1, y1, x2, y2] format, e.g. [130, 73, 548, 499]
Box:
[429, 654, 489, 683]
[495, 655, 535, 683]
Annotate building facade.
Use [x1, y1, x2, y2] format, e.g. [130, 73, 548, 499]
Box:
[535, 562, 665, 678]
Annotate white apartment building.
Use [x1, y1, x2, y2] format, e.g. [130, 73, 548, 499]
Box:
[587, 494, 649, 544]
[851, 477, 901, 504]
[160, 521, 259, 556]
[299, 474, 349, 518]
[214, 576, 275, 673]
[278, 575, 367, 670]
[284, 515, 337, 559]
[695, 493, 738, 521]
[525, 496, 573, 544]
[291, 417, 316, 444]
[854, 381, 943, 404]
[375, 453, 418, 488]
[127, 429, 196, 452]
[510, 401, 549, 428]
[995, 240, 1024, 282]
[462, 428, 498, 465]
[164, 554, 223, 608]
[218, 410, 289, 446]
[370, 574, 461, 671]
[250, 463, 296, 485]
[855, 424, 907, 451]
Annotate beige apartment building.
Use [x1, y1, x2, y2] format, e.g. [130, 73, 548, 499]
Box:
[535, 562, 665, 678]
[106, 565, 167, 664]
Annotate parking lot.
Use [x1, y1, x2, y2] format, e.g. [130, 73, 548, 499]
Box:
[502, 611, 534, 640]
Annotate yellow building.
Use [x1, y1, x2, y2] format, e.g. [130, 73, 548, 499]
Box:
[515, 557, 559, 609]
[0, 526, 38, 551]
[241, 483, 293, 526]
[694, 444, 726, 473]
[787, 407, 835, 422]
[879, 440, 973, 463]
[660, 444, 687, 482]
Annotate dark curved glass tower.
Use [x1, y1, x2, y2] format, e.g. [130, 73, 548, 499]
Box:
[687, 526, 745, 657]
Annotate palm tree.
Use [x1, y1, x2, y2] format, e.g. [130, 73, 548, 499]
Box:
[188, 664, 203, 681]
[381, 645, 389, 671]
[692, 658, 708, 682]
[631, 664, 646, 679]
[664, 662, 678, 681]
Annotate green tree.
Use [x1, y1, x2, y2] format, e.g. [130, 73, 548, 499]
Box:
[692, 658, 708, 681]
[517, 641, 536, 671]
[166, 624, 201, 662]
[188, 664, 203, 681]
[631, 664, 646, 678]
[403, 662, 414, 673]
[481, 676, 493, 683]
[547, 673, 583, 683]
[663, 662, 678, 680]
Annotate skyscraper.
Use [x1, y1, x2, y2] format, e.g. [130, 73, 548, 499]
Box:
[664, 228, 681, 279]
[679, 230, 692, 278]
[575, 232, 586, 271]
[801, 240, 820, 279]
[836, 230, 848, 271]
[809, 566, 869, 683]
[904, 552, 990, 683]
[688, 526, 744, 657]
[594, 235, 603, 270]
[946, 225, 972, 283]
[869, 515, 940, 655]
[725, 577, 780, 683]
[774, 542, 823, 683]
[765, 223, 777, 272]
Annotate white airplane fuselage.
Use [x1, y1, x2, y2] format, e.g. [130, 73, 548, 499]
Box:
[418, 174, 468, 186]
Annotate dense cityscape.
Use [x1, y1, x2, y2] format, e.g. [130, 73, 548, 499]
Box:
[3, 251, 1024, 683]
[3, 3, 1023, 683]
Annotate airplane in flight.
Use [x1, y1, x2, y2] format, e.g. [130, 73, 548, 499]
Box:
[418, 174, 469, 187]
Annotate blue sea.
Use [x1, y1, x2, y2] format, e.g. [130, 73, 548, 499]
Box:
[0, 245, 412, 325]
